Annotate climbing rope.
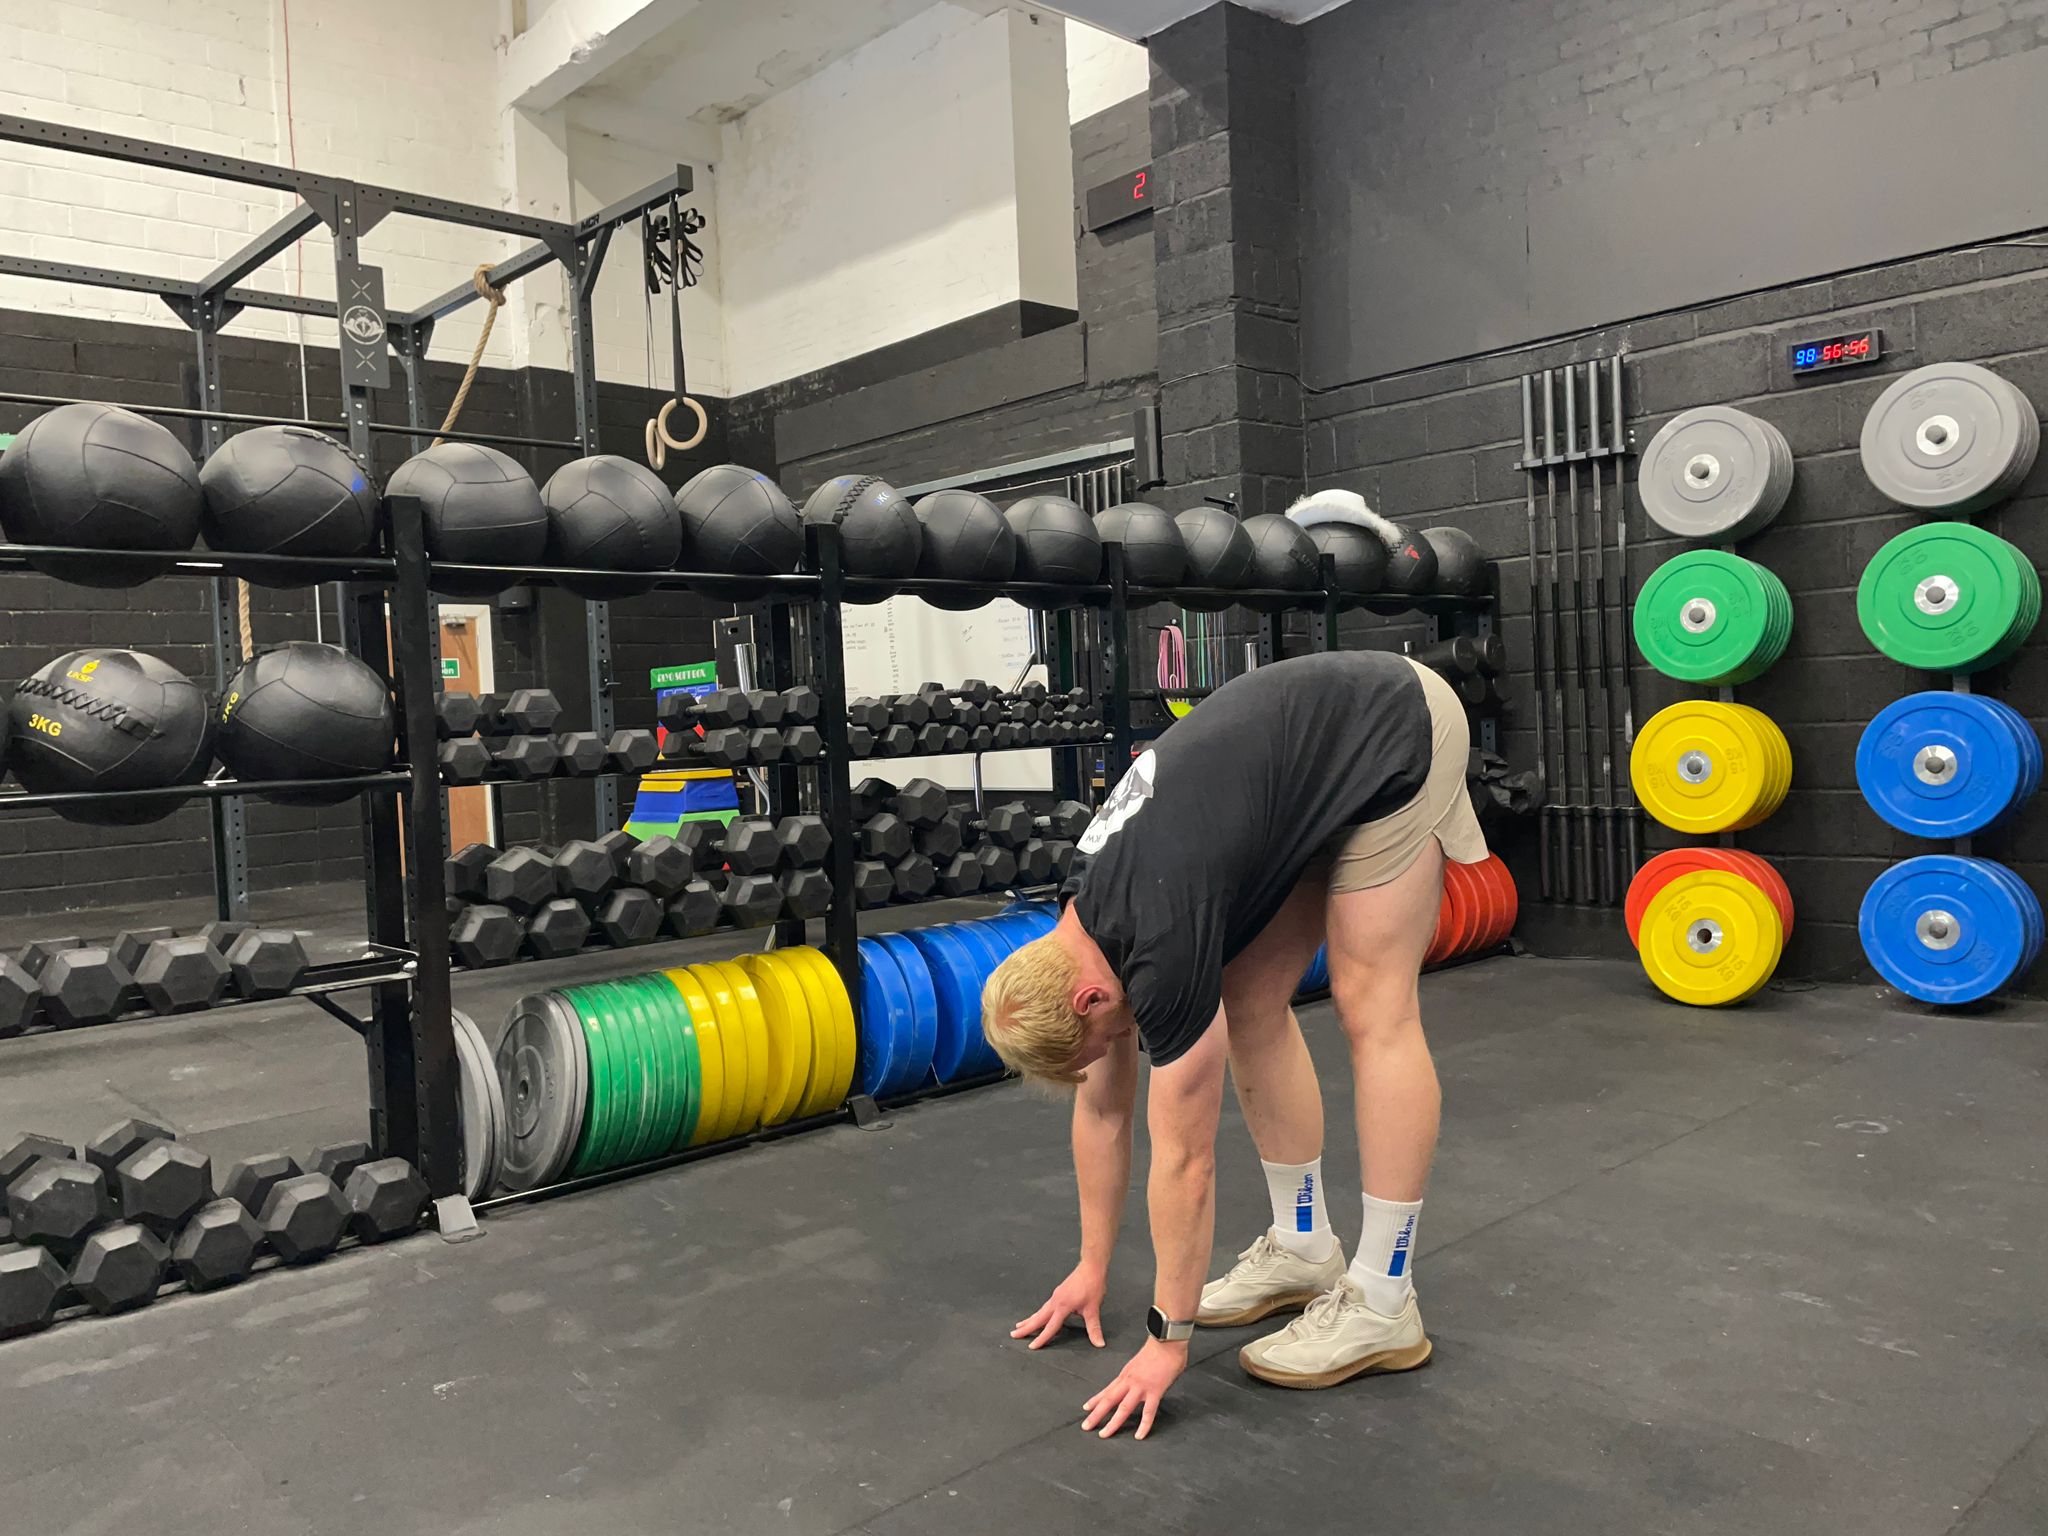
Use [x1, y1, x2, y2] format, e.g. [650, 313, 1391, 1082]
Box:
[433, 264, 507, 448]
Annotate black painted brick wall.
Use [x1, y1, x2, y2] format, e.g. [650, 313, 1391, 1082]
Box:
[1308, 248, 2048, 985]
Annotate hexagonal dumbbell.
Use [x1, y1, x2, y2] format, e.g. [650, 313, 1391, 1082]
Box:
[779, 724, 824, 762]
[170, 1198, 262, 1293]
[977, 803, 1034, 849]
[850, 777, 897, 821]
[973, 844, 1019, 888]
[491, 735, 560, 780]
[596, 829, 640, 880]
[878, 723, 918, 757]
[0, 1244, 65, 1339]
[446, 843, 496, 902]
[775, 815, 831, 869]
[850, 861, 895, 909]
[891, 853, 937, 902]
[259, 1172, 349, 1265]
[780, 869, 834, 920]
[435, 690, 481, 738]
[745, 727, 784, 762]
[722, 818, 783, 876]
[134, 936, 231, 1015]
[553, 731, 606, 776]
[499, 688, 563, 734]
[911, 721, 945, 755]
[85, 1119, 173, 1185]
[847, 697, 891, 732]
[225, 930, 309, 1000]
[721, 874, 784, 928]
[780, 685, 821, 724]
[1038, 800, 1094, 839]
[1049, 841, 1078, 880]
[40, 947, 132, 1028]
[200, 920, 253, 957]
[222, 1152, 303, 1220]
[438, 737, 491, 784]
[673, 822, 722, 871]
[892, 778, 949, 827]
[451, 905, 521, 968]
[343, 1158, 428, 1244]
[17, 937, 82, 977]
[664, 880, 724, 938]
[695, 688, 752, 729]
[0, 959, 38, 1038]
[743, 688, 785, 726]
[846, 724, 875, 758]
[484, 847, 556, 914]
[69, 1222, 168, 1315]
[915, 809, 966, 860]
[8, 1161, 114, 1258]
[310, 1142, 373, 1188]
[913, 683, 958, 722]
[115, 1141, 213, 1239]
[595, 888, 662, 946]
[605, 728, 659, 774]
[110, 927, 176, 974]
[887, 692, 931, 728]
[524, 899, 593, 960]
[933, 852, 982, 897]
[625, 834, 692, 898]
[552, 840, 617, 903]
[858, 812, 911, 862]
[1015, 838, 1058, 885]
[0, 1133, 73, 1190]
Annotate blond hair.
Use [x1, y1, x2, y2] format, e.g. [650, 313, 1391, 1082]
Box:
[981, 935, 1086, 1087]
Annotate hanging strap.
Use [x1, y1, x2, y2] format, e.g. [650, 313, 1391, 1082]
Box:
[643, 192, 707, 469]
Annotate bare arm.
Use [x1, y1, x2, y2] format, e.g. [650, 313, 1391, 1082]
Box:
[1143, 1009, 1228, 1323]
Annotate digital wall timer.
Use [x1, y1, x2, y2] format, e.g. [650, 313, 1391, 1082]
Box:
[1787, 329, 1882, 374]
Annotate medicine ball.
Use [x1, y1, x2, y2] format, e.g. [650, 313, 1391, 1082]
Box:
[1306, 522, 1387, 597]
[1094, 502, 1186, 589]
[387, 443, 548, 597]
[1174, 506, 1255, 612]
[675, 464, 803, 580]
[1379, 521, 1438, 596]
[217, 641, 394, 805]
[0, 403, 202, 586]
[542, 455, 681, 599]
[198, 425, 381, 581]
[1240, 514, 1320, 610]
[1419, 526, 1487, 596]
[915, 489, 1015, 610]
[6, 649, 214, 826]
[801, 475, 921, 593]
[1005, 495, 1101, 588]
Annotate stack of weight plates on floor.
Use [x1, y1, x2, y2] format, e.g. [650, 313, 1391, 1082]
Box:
[451, 1008, 508, 1200]
[858, 903, 1058, 1095]
[1629, 699, 1792, 833]
[1424, 854, 1519, 965]
[1859, 361, 2041, 516]
[1856, 522, 2040, 672]
[1856, 692, 2042, 837]
[1625, 849, 1794, 1006]
[489, 947, 857, 1192]
[1638, 404, 1794, 540]
[1858, 856, 2043, 1005]
[1633, 550, 1794, 684]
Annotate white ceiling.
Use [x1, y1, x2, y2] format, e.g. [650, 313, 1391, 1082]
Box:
[1038, 0, 1346, 41]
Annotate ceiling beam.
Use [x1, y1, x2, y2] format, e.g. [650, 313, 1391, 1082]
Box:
[501, 0, 703, 112]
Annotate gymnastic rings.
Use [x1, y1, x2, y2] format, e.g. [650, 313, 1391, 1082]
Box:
[644, 395, 708, 470]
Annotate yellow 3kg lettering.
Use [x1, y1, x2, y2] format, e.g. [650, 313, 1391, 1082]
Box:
[26, 713, 61, 738]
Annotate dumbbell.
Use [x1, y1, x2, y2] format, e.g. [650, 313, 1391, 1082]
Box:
[605, 728, 659, 774]
[663, 725, 751, 768]
[438, 738, 490, 784]
[490, 734, 559, 780]
[848, 697, 892, 732]
[779, 685, 821, 724]
[435, 691, 481, 739]
[552, 731, 606, 776]
[847, 724, 876, 758]
[479, 688, 562, 736]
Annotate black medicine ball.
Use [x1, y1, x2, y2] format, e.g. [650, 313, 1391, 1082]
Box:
[387, 443, 547, 597]
[542, 455, 681, 599]
[6, 648, 214, 826]
[1005, 495, 1101, 587]
[199, 425, 381, 580]
[1174, 506, 1255, 611]
[802, 475, 921, 590]
[914, 489, 1015, 610]
[1094, 502, 1186, 588]
[217, 641, 394, 805]
[675, 464, 803, 579]
[0, 403, 202, 586]
[1306, 522, 1387, 596]
[1240, 514, 1320, 609]
[1418, 526, 1486, 596]
[1380, 522, 1439, 596]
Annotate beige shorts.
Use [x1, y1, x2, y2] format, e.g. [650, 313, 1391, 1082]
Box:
[1316, 657, 1490, 894]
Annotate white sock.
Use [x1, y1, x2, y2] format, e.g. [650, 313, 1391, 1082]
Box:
[1261, 1158, 1335, 1261]
[1348, 1192, 1422, 1315]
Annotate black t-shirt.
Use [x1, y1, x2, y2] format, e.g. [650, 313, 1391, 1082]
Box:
[1064, 651, 1431, 1066]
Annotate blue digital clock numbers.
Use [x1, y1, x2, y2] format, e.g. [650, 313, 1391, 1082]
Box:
[1788, 329, 1882, 374]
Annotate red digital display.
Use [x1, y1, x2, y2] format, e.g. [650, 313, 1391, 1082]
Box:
[1084, 167, 1152, 232]
[1788, 329, 1882, 373]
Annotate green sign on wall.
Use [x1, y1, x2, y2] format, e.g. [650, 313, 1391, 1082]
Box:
[650, 660, 718, 689]
[441, 657, 461, 679]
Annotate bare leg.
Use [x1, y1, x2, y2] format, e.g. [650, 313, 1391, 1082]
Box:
[1220, 874, 1327, 1166]
[1324, 842, 1443, 1202]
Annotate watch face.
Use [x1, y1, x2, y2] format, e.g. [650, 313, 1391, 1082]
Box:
[1146, 1306, 1166, 1340]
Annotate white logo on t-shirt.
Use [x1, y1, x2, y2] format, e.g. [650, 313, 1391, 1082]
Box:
[1078, 749, 1156, 854]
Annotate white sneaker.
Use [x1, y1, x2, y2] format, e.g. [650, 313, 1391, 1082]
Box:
[1197, 1229, 1347, 1328]
[1238, 1277, 1433, 1389]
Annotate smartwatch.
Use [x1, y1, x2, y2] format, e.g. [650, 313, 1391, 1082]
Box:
[1146, 1305, 1195, 1343]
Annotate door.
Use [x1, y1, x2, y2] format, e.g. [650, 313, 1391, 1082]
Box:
[438, 606, 497, 851]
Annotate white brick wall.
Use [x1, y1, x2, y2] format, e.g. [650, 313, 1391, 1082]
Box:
[1065, 15, 1149, 122]
[0, 0, 522, 369]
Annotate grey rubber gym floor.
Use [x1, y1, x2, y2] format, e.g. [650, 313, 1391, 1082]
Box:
[0, 942, 2041, 1535]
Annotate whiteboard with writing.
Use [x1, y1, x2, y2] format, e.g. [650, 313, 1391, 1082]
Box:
[840, 597, 1051, 791]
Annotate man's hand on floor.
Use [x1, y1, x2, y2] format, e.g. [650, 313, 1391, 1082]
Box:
[1081, 1337, 1187, 1440]
[1012, 1260, 1108, 1349]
